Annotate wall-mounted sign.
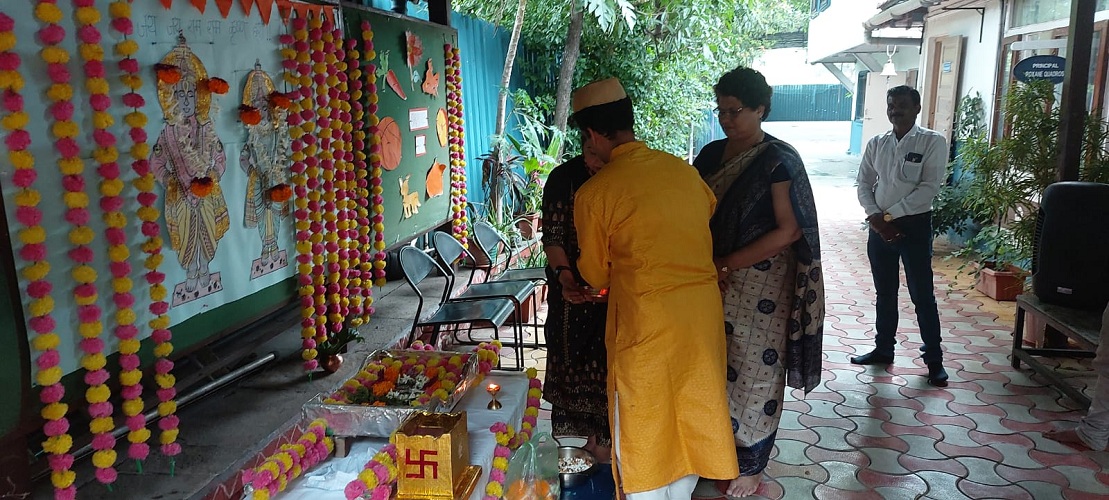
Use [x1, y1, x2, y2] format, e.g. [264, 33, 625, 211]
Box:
[942, 61, 952, 73]
[1014, 55, 1066, 84]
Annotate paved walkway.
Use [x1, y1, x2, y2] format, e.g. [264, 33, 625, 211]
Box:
[529, 122, 1109, 499]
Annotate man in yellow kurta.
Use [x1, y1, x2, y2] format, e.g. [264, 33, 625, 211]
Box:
[570, 78, 739, 498]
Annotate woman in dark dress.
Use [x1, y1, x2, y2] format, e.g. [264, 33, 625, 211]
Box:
[693, 66, 825, 497]
[541, 148, 611, 462]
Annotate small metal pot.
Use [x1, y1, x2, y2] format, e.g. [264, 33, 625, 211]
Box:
[558, 446, 598, 490]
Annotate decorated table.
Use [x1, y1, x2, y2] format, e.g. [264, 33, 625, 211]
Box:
[277, 370, 528, 499]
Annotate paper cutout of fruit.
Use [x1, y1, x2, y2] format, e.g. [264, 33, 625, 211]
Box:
[436, 108, 449, 147]
[379, 116, 402, 171]
[425, 159, 446, 199]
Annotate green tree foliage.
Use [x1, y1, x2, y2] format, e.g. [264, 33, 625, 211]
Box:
[454, 0, 809, 156]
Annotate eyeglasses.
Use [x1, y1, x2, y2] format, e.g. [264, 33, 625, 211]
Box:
[713, 107, 745, 119]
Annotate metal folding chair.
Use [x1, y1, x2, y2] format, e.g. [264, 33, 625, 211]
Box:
[431, 232, 537, 363]
[397, 246, 524, 370]
[472, 220, 548, 284]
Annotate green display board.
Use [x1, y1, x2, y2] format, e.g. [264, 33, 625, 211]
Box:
[343, 6, 457, 248]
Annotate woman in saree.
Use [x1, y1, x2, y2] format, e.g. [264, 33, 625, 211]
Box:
[693, 66, 825, 497]
[541, 147, 611, 462]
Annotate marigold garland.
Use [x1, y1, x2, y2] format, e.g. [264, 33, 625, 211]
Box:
[242, 419, 334, 500]
[320, 21, 347, 337]
[1, 12, 76, 500]
[511, 367, 543, 449]
[307, 13, 331, 359]
[333, 30, 356, 334]
[346, 35, 368, 324]
[108, 0, 159, 465]
[285, 15, 321, 371]
[366, 37, 387, 292]
[73, 0, 124, 484]
[343, 443, 398, 500]
[483, 422, 515, 500]
[445, 44, 470, 246]
[361, 20, 386, 317]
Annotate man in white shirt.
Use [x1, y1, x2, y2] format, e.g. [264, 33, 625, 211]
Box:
[852, 85, 949, 387]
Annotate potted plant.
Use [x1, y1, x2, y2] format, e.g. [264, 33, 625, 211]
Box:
[316, 327, 364, 374]
[956, 79, 1109, 300]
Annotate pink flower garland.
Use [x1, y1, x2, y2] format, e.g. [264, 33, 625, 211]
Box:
[0, 12, 77, 500]
[320, 21, 347, 335]
[362, 20, 387, 306]
[307, 14, 330, 353]
[108, 0, 160, 464]
[483, 422, 515, 500]
[444, 44, 470, 245]
[333, 28, 356, 332]
[73, 0, 121, 484]
[343, 443, 398, 500]
[511, 368, 543, 449]
[345, 34, 368, 323]
[242, 419, 334, 499]
[284, 16, 320, 371]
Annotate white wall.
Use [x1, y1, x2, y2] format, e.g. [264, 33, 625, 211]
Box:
[808, 1, 881, 63]
[921, 0, 1004, 130]
[753, 48, 843, 86]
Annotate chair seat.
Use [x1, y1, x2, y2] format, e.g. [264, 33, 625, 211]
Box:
[499, 267, 548, 283]
[457, 280, 536, 304]
[420, 298, 515, 327]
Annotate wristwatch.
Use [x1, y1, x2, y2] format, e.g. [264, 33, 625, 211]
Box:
[882, 213, 894, 222]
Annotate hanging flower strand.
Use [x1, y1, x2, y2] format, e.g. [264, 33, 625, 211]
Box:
[320, 21, 345, 336]
[1, 13, 76, 500]
[284, 15, 319, 371]
[361, 21, 384, 319]
[333, 27, 355, 332]
[445, 44, 470, 246]
[307, 13, 330, 352]
[107, 0, 158, 468]
[345, 36, 367, 323]
[73, 0, 124, 485]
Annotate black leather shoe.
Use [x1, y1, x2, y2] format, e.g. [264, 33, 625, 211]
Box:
[927, 363, 949, 387]
[850, 350, 894, 365]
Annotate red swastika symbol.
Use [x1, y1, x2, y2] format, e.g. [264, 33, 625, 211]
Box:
[405, 448, 439, 479]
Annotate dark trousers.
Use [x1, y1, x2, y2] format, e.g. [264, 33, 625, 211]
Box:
[867, 212, 943, 364]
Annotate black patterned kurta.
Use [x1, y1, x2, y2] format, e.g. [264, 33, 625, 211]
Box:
[541, 156, 610, 446]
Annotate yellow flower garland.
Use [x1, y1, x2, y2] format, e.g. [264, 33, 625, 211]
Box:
[3, 12, 75, 497]
[308, 13, 329, 348]
[74, 1, 124, 482]
[320, 24, 344, 338]
[346, 36, 367, 325]
[286, 15, 320, 370]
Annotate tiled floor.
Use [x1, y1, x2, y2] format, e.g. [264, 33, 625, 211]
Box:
[499, 218, 1107, 500]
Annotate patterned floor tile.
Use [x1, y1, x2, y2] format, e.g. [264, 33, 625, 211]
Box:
[871, 486, 924, 500]
[957, 479, 1033, 500]
[813, 484, 882, 500]
[857, 448, 910, 474]
[953, 456, 1010, 486]
[1015, 481, 1066, 499]
[995, 462, 1072, 485]
[1053, 465, 1109, 495]
[897, 454, 970, 477]
[773, 438, 812, 466]
[773, 477, 817, 500]
[914, 471, 972, 500]
[815, 461, 867, 492]
[896, 434, 945, 460]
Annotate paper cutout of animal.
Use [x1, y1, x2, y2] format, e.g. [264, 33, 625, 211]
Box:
[422, 58, 440, 97]
[425, 159, 447, 199]
[400, 174, 421, 218]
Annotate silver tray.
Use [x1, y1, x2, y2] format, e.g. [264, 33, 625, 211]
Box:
[302, 349, 480, 438]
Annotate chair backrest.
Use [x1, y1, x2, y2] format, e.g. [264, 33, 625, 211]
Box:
[472, 221, 511, 272]
[432, 231, 468, 271]
[398, 246, 448, 301]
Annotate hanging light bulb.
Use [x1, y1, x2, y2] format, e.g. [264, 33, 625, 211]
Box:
[881, 45, 898, 76]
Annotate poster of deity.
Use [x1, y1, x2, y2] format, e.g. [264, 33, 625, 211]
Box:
[151, 34, 231, 306]
[238, 63, 292, 279]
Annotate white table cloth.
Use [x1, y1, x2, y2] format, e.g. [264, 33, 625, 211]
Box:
[279, 371, 529, 500]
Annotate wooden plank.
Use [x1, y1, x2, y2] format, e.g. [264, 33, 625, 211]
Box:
[1016, 294, 1102, 349]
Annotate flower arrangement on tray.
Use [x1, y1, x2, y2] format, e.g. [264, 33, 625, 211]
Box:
[323, 341, 501, 408]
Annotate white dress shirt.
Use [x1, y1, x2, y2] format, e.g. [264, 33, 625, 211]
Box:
[856, 124, 948, 220]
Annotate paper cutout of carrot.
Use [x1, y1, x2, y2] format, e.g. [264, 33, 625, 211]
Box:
[376, 50, 407, 100]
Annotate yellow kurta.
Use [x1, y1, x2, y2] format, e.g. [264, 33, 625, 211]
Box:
[574, 141, 739, 493]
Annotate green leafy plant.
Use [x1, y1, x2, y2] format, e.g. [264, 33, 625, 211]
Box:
[318, 327, 364, 357]
[933, 93, 986, 239]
